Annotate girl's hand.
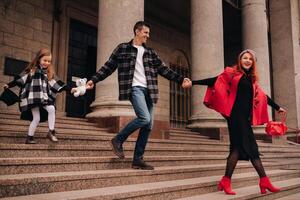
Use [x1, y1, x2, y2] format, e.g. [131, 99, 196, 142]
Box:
[71, 88, 77, 94]
[3, 84, 9, 89]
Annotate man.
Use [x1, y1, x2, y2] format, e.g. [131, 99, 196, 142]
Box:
[86, 21, 191, 170]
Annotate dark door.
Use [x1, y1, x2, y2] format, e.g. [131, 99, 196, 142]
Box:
[66, 18, 97, 118]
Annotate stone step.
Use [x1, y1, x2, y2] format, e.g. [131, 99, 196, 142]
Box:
[0, 125, 109, 135]
[1, 154, 300, 176]
[0, 110, 91, 123]
[0, 131, 224, 148]
[0, 118, 107, 132]
[0, 113, 99, 126]
[169, 132, 211, 139]
[168, 136, 213, 142]
[0, 143, 229, 158]
[169, 131, 209, 137]
[1, 170, 299, 200]
[1, 143, 300, 158]
[1, 130, 299, 154]
[176, 177, 300, 200]
[0, 165, 296, 198]
[169, 131, 211, 138]
[276, 192, 300, 200]
[0, 155, 228, 175]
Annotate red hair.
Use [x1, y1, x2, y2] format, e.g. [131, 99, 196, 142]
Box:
[24, 49, 54, 80]
[235, 50, 259, 83]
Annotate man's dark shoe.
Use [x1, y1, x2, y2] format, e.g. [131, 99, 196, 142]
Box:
[132, 159, 154, 170]
[110, 137, 125, 159]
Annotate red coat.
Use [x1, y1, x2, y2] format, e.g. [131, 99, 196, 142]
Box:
[203, 67, 269, 125]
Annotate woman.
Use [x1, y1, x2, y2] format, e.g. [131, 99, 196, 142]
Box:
[188, 49, 286, 195]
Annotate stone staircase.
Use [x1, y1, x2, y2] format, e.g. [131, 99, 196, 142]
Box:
[0, 109, 300, 199]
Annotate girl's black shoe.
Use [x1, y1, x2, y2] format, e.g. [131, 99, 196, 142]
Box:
[25, 136, 37, 144]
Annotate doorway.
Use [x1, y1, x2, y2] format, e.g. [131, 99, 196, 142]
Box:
[65, 18, 97, 117]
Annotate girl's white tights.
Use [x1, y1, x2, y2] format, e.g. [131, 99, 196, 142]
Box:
[28, 105, 55, 136]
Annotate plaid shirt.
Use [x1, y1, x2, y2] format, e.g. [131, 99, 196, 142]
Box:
[91, 40, 184, 104]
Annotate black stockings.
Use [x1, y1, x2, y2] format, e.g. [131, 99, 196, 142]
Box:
[225, 149, 266, 178]
[225, 149, 239, 178]
[250, 158, 266, 178]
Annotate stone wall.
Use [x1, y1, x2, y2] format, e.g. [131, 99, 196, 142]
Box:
[0, 0, 53, 110]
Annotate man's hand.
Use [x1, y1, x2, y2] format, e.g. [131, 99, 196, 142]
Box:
[3, 84, 8, 89]
[182, 78, 192, 89]
[86, 80, 94, 90]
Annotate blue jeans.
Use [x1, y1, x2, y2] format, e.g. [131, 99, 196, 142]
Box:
[115, 86, 153, 161]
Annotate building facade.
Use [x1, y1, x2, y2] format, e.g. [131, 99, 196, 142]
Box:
[0, 0, 299, 140]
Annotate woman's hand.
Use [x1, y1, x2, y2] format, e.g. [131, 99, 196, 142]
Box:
[277, 107, 287, 118]
[182, 78, 192, 89]
[3, 84, 9, 89]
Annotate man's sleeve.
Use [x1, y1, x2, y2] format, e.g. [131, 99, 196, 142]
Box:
[91, 45, 120, 84]
[153, 50, 184, 84]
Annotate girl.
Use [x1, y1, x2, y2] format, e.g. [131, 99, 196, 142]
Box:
[4, 49, 75, 144]
[186, 49, 286, 195]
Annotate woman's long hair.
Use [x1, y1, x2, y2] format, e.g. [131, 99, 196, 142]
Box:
[24, 49, 54, 80]
[235, 49, 259, 83]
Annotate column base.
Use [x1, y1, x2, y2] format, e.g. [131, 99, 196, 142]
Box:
[187, 115, 228, 142]
[187, 115, 227, 129]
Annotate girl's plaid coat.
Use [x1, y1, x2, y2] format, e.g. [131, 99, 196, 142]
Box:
[8, 68, 66, 121]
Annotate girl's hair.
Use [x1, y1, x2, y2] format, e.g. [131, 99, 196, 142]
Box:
[24, 48, 54, 80]
[235, 49, 259, 82]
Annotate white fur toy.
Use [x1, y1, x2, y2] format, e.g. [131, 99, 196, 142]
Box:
[73, 78, 87, 97]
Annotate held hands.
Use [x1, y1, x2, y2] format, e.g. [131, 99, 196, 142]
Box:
[86, 80, 94, 90]
[3, 84, 9, 89]
[182, 78, 192, 89]
[70, 80, 94, 96]
[71, 88, 77, 94]
[277, 107, 287, 118]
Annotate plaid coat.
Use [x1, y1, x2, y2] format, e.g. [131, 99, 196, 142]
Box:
[8, 68, 66, 121]
[91, 40, 184, 104]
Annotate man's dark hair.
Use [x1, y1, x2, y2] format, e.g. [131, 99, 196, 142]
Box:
[133, 21, 150, 35]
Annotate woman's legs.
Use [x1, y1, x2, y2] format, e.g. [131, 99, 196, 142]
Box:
[218, 149, 239, 195]
[250, 158, 266, 178]
[225, 149, 239, 178]
[251, 158, 281, 193]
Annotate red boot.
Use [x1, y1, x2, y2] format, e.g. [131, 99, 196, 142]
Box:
[259, 176, 281, 194]
[217, 176, 236, 195]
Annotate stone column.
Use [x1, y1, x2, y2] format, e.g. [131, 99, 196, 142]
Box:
[87, 0, 144, 120]
[241, 0, 271, 95]
[269, 0, 300, 133]
[188, 0, 225, 129]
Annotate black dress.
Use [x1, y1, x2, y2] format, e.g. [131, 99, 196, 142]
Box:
[192, 74, 280, 160]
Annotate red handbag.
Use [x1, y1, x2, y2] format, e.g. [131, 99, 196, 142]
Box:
[265, 116, 288, 136]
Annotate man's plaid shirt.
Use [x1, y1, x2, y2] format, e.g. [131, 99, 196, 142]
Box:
[91, 40, 184, 104]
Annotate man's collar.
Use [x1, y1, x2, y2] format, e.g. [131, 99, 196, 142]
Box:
[128, 39, 147, 48]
